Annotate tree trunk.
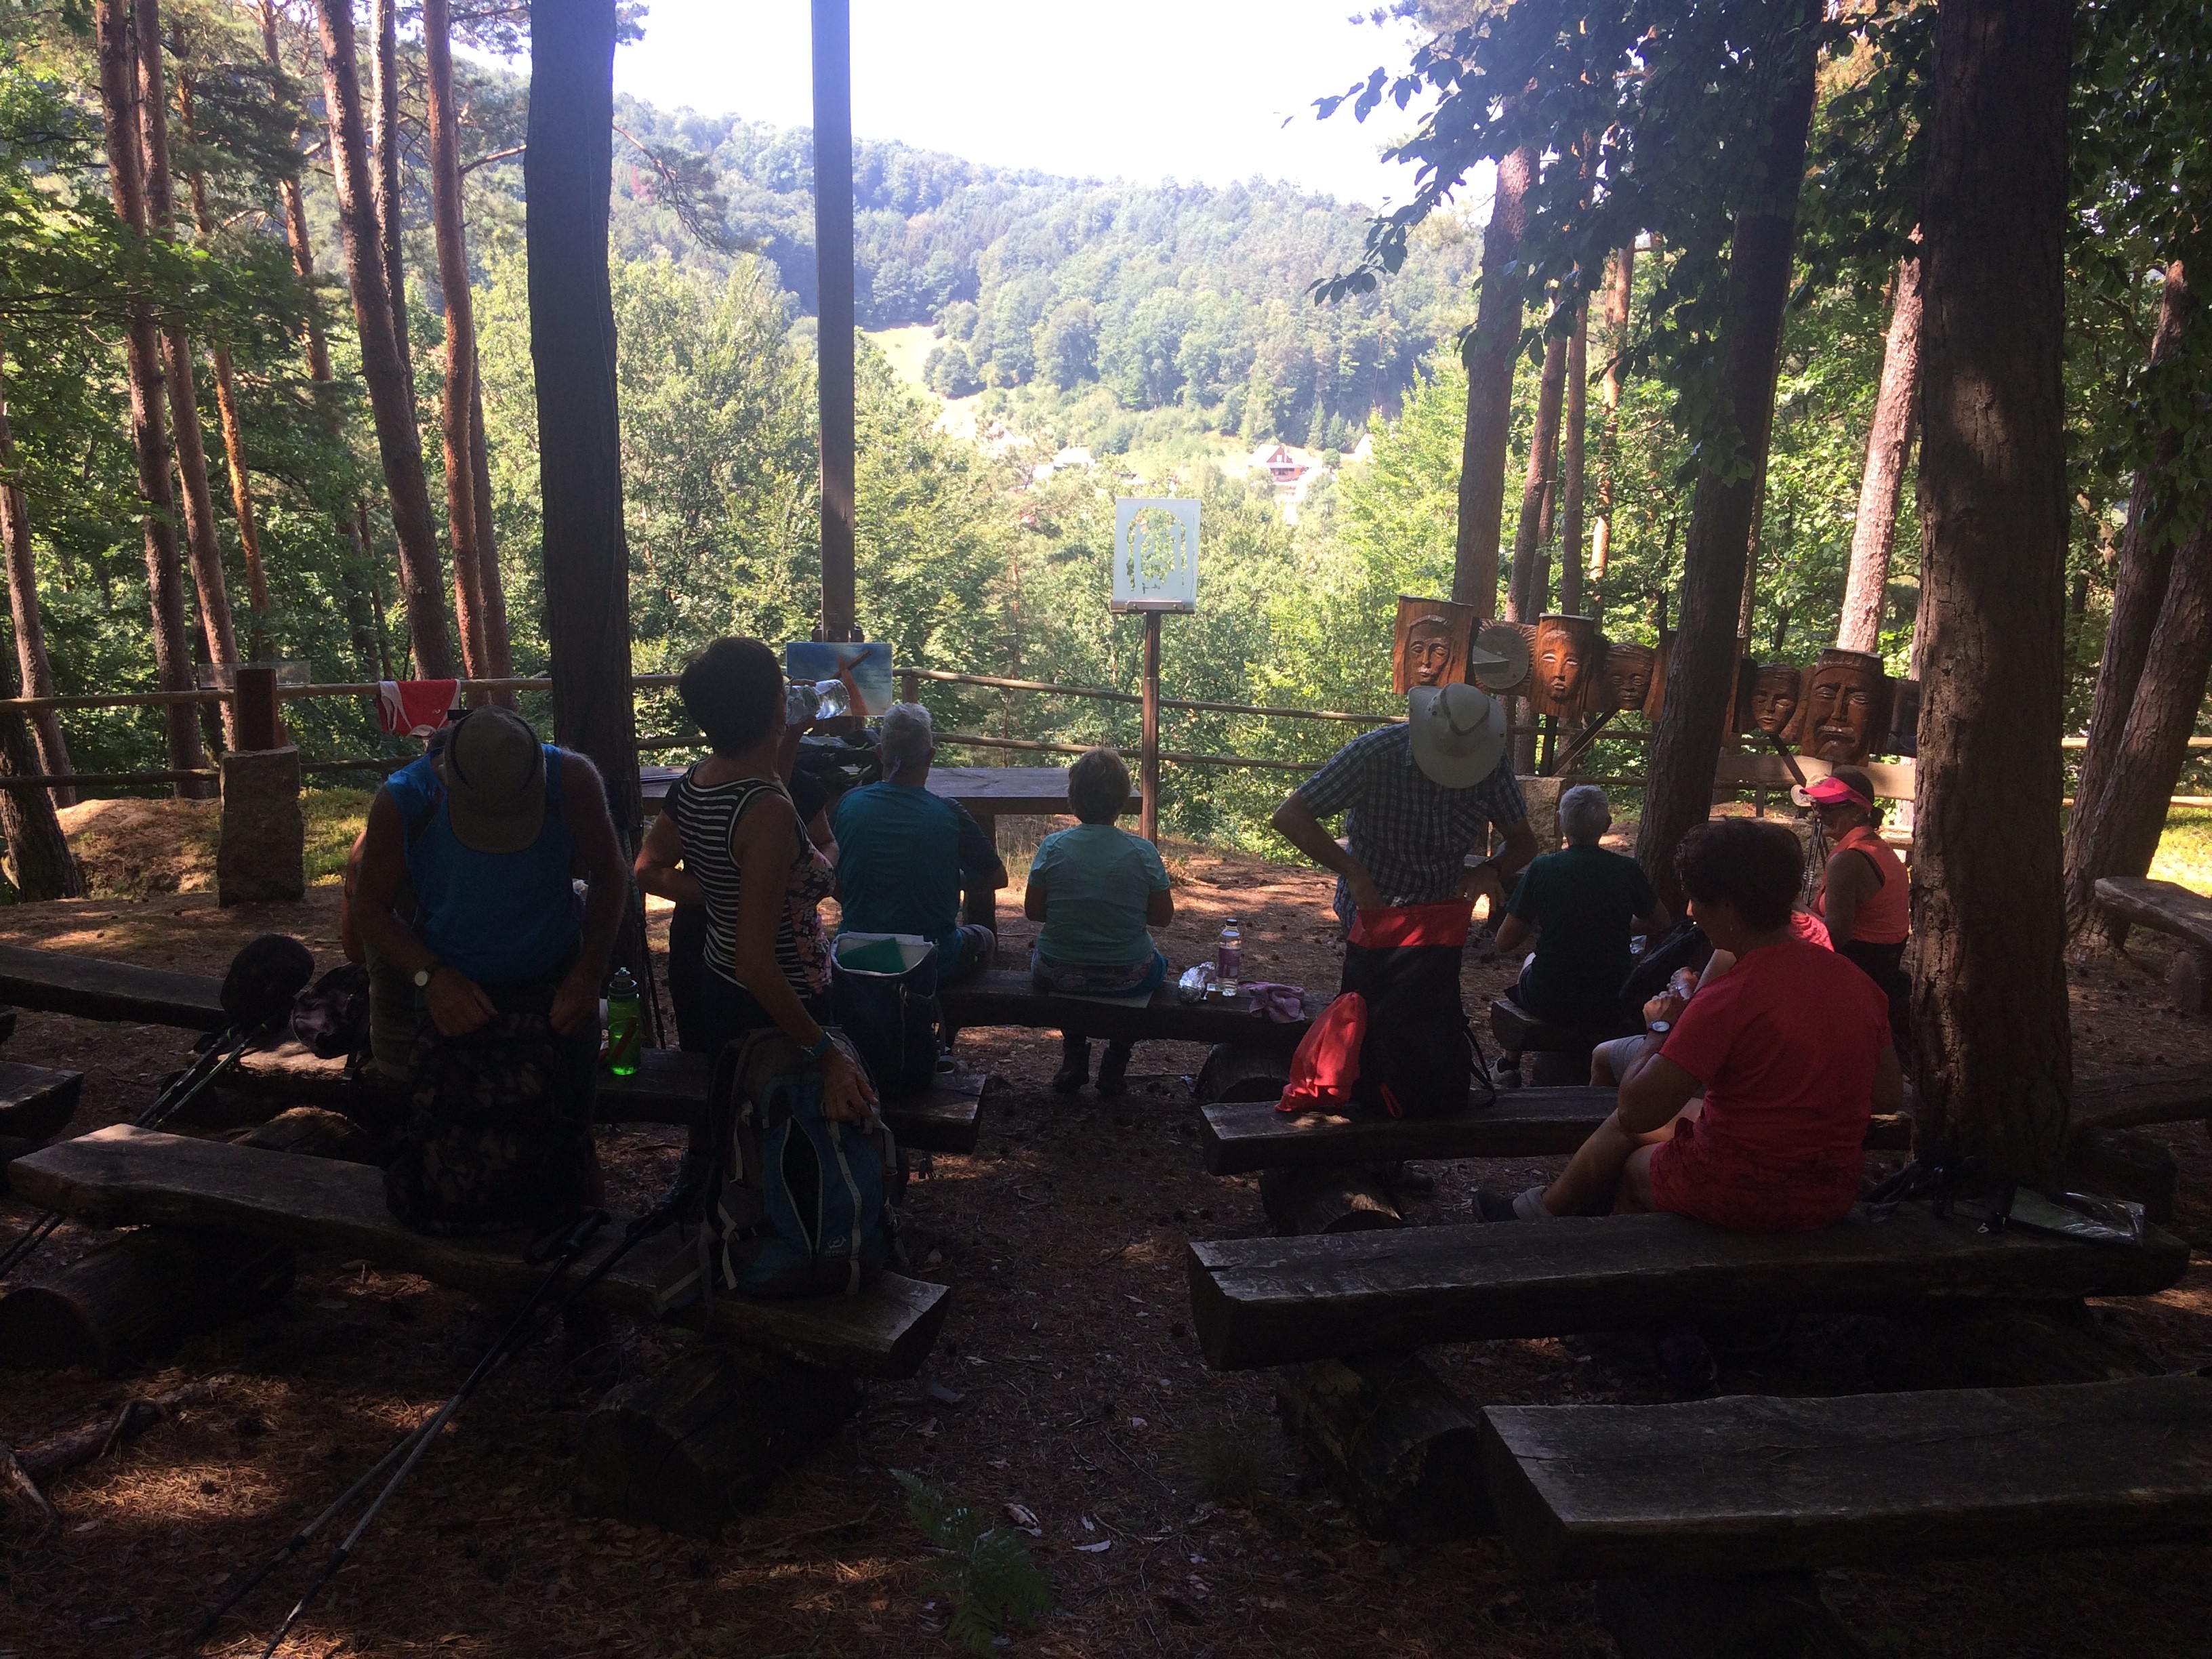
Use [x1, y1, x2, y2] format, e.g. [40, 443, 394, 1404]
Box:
[1633, 2, 1820, 913]
[1837, 253, 1924, 653]
[1589, 243, 1633, 622]
[0, 338, 76, 806]
[1507, 327, 1570, 625]
[1559, 300, 1589, 615]
[1910, 0, 2074, 1187]
[314, 0, 454, 678]
[2062, 263, 2193, 943]
[134, 0, 239, 724]
[528, 0, 641, 851]
[94, 0, 207, 796]
[1454, 142, 1534, 617]
[424, 0, 489, 687]
[0, 382, 81, 896]
[470, 364, 514, 686]
[370, 0, 413, 388]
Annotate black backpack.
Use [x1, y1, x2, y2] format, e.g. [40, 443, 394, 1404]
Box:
[1342, 902, 1492, 1118]
[1619, 920, 1714, 1016]
[291, 961, 372, 1063]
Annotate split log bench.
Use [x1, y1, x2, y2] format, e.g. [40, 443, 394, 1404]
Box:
[0, 1061, 85, 1147]
[5, 1124, 947, 1378]
[1200, 1089, 1914, 1175]
[1185, 1206, 2190, 1372]
[2096, 876, 2212, 1010]
[939, 967, 1320, 1050]
[1490, 998, 1639, 1086]
[1482, 1375, 2212, 1656]
[0, 943, 228, 1029]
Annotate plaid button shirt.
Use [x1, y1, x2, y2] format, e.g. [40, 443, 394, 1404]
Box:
[1295, 724, 1526, 926]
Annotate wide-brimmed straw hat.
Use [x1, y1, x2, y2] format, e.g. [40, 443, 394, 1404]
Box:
[443, 705, 546, 853]
[1407, 681, 1507, 790]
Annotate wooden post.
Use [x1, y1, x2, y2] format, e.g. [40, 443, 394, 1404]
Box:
[234, 664, 279, 752]
[899, 669, 920, 704]
[812, 0, 856, 642]
[1140, 609, 1161, 842]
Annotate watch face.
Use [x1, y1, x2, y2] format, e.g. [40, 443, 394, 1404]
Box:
[1647, 1019, 1671, 1035]
[414, 968, 432, 988]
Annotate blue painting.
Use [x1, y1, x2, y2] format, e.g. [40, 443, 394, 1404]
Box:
[785, 640, 896, 717]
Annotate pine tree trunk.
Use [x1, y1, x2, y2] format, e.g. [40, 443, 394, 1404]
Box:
[314, 0, 455, 678]
[1454, 142, 1534, 617]
[1559, 300, 1589, 615]
[1507, 328, 1570, 625]
[1633, 1, 1820, 912]
[528, 0, 641, 846]
[1589, 244, 1633, 624]
[94, 0, 206, 796]
[0, 337, 76, 807]
[134, 0, 239, 726]
[2062, 263, 2192, 944]
[1910, 0, 2074, 1187]
[425, 0, 488, 686]
[370, 0, 413, 388]
[0, 676, 80, 901]
[1837, 253, 1924, 653]
[470, 364, 514, 687]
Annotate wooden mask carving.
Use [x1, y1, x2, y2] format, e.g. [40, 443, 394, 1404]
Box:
[1392, 596, 1475, 695]
[1600, 640, 1655, 716]
[1742, 662, 1805, 744]
[1532, 614, 1601, 719]
[1798, 648, 1886, 764]
[1642, 631, 1674, 722]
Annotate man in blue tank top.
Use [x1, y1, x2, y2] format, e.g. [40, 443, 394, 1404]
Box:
[352, 706, 630, 1245]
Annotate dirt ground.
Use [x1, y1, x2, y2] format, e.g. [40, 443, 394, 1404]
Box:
[2, 829, 2211, 1659]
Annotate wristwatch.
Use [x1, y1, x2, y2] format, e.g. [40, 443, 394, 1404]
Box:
[1645, 1019, 1673, 1036]
[413, 964, 438, 989]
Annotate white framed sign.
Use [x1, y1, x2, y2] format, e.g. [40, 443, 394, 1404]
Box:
[1111, 497, 1200, 613]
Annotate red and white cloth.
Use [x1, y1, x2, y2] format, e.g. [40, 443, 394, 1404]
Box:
[376, 679, 460, 738]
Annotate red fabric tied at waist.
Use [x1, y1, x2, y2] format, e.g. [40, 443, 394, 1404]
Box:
[1347, 899, 1473, 951]
[377, 679, 460, 738]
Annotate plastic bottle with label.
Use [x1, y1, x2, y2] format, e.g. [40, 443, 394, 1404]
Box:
[1216, 919, 1242, 998]
[605, 967, 642, 1077]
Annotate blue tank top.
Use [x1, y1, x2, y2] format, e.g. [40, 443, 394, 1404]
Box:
[383, 745, 581, 986]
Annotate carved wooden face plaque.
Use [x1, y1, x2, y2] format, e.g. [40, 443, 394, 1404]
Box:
[1744, 662, 1804, 742]
[1393, 596, 1476, 695]
[1799, 649, 1886, 764]
[1643, 632, 1674, 722]
[1532, 614, 1599, 719]
[1600, 640, 1654, 715]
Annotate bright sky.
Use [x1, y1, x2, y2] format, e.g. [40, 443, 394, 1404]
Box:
[609, 0, 1438, 208]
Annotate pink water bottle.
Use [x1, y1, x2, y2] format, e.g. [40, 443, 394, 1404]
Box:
[1216, 919, 1242, 998]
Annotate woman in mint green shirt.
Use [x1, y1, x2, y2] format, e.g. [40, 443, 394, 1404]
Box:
[1025, 747, 1174, 1095]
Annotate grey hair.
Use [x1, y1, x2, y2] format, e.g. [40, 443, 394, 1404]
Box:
[1559, 783, 1612, 844]
[880, 701, 935, 775]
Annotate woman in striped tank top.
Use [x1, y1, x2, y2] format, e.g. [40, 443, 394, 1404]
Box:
[636, 640, 876, 1183]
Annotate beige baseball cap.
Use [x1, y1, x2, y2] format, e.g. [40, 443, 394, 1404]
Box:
[441, 705, 546, 853]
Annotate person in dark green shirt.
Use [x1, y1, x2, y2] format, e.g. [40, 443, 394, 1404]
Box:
[1497, 785, 1669, 1027]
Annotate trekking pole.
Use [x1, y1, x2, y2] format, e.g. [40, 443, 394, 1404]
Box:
[192, 1195, 691, 1654]
[249, 1210, 609, 1658]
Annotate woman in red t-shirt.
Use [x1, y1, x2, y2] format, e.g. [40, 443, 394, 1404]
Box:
[1478, 817, 1901, 1232]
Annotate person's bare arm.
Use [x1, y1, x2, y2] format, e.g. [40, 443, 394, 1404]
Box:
[1146, 886, 1174, 926]
[1024, 874, 1048, 922]
[551, 755, 629, 1036]
[1617, 1046, 1702, 1135]
[1495, 913, 1532, 953]
[1870, 1036, 1904, 1115]
[1822, 846, 1877, 943]
[1271, 792, 1382, 909]
[1465, 817, 1540, 909]
[1633, 897, 1671, 936]
[731, 798, 876, 1122]
[807, 806, 837, 864]
[354, 787, 497, 1037]
[634, 805, 705, 907]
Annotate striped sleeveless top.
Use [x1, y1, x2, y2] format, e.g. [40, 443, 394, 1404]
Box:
[667, 769, 833, 996]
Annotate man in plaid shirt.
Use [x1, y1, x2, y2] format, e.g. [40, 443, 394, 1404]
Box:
[1272, 682, 1538, 929]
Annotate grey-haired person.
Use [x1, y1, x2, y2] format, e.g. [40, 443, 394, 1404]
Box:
[1495, 783, 1669, 1028]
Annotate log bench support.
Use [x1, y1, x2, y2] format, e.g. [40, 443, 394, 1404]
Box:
[575, 1347, 862, 1536]
[1257, 1166, 1403, 1237]
[1593, 1573, 1870, 1659]
[1274, 1352, 1492, 1543]
[0, 1225, 295, 1374]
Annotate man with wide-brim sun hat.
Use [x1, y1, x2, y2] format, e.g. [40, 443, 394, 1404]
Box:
[1273, 678, 1537, 928]
[352, 703, 632, 1242]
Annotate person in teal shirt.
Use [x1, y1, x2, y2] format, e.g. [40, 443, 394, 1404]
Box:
[1024, 747, 1174, 1094]
[833, 703, 1007, 984]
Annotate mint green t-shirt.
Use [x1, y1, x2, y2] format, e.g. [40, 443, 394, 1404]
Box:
[1030, 824, 1171, 968]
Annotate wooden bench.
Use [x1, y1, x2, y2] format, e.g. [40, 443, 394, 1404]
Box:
[1185, 1206, 2190, 1371]
[0, 1061, 84, 1145]
[1200, 1090, 1914, 1175]
[9, 1124, 946, 1378]
[0, 943, 228, 1030]
[230, 1041, 989, 1155]
[1490, 998, 1637, 1078]
[2095, 876, 2212, 1010]
[940, 966, 1319, 1049]
[1481, 1375, 2212, 1581]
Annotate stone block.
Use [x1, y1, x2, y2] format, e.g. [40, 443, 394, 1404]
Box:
[218, 745, 304, 905]
[1517, 775, 1563, 852]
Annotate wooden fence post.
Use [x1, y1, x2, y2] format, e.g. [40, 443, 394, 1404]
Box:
[899, 669, 919, 705]
[1141, 610, 1161, 842]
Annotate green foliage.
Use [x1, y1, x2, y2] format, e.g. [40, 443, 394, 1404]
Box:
[893, 1469, 1053, 1656]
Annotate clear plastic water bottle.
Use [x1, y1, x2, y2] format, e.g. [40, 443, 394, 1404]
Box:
[605, 967, 642, 1078]
[1216, 919, 1242, 999]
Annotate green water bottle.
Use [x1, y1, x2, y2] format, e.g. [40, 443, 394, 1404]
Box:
[605, 967, 642, 1078]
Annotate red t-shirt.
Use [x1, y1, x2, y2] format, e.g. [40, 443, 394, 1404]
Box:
[1656, 937, 1888, 1212]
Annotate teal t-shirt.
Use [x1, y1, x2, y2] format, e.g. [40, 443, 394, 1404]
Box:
[1506, 843, 1658, 1025]
[833, 782, 1004, 967]
[1030, 824, 1171, 968]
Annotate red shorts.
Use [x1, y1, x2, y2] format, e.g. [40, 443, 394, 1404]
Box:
[1645, 1113, 1860, 1233]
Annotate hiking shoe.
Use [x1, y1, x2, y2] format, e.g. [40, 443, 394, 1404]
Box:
[1656, 1325, 1719, 1397]
[1053, 1038, 1090, 1094]
[1471, 1188, 1523, 1223]
[1094, 1039, 1133, 1097]
[1492, 1062, 1523, 1091]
